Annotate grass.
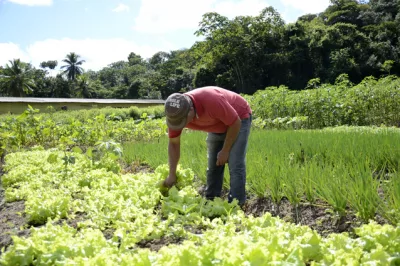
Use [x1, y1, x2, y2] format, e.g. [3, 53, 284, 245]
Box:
[123, 127, 400, 224]
[122, 130, 208, 180]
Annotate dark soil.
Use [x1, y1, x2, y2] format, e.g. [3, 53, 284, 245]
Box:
[243, 196, 361, 237]
[1, 158, 31, 253]
[53, 212, 88, 229]
[137, 236, 185, 252]
[102, 228, 116, 240]
[122, 161, 154, 175]
[197, 185, 388, 238]
[0, 187, 30, 253]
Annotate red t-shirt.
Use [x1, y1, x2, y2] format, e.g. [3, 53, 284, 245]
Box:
[168, 86, 252, 138]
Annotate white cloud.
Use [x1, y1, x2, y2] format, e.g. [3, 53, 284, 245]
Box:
[112, 3, 130, 13]
[281, 0, 330, 15]
[0, 43, 29, 66]
[7, 0, 53, 6]
[1, 38, 162, 71]
[134, 0, 270, 34]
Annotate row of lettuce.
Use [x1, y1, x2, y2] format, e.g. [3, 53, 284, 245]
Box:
[1, 148, 399, 265]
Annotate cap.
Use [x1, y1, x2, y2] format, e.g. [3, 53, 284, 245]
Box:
[165, 93, 191, 130]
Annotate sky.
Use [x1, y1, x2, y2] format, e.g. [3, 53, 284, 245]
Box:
[0, 0, 331, 72]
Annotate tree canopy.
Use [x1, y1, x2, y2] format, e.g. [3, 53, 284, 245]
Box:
[1, 0, 399, 98]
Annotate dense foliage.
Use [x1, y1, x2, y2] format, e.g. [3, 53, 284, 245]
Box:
[1, 148, 399, 265]
[0, 95, 399, 264]
[1, 0, 400, 98]
[246, 75, 400, 129]
[0, 105, 166, 159]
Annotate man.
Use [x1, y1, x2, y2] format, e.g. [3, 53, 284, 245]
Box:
[163, 86, 252, 206]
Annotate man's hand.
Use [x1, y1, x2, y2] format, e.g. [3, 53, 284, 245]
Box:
[163, 173, 177, 188]
[216, 149, 229, 166]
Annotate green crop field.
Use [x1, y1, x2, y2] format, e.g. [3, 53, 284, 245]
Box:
[0, 104, 399, 265]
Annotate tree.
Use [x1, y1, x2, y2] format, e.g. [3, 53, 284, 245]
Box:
[193, 7, 287, 94]
[128, 52, 143, 66]
[0, 59, 35, 97]
[329, 47, 359, 80]
[75, 74, 92, 98]
[148, 52, 170, 70]
[369, 0, 399, 21]
[325, 0, 363, 26]
[31, 68, 52, 97]
[61, 52, 85, 81]
[52, 74, 72, 98]
[285, 21, 315, 89]
[40, 60, 58, 70]
[42, 3, 400, 98]
[195, 12, 230, 38]
[381, 59, 394, 74]
[193, 66, 217, 88]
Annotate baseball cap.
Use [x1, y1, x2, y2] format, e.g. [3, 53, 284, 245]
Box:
[165, 93, 191, 130]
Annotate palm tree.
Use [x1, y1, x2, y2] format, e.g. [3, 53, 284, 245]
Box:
[76, 74, 92, 98]
[0, 59, 35, 97]
[60, 52, 85, 81]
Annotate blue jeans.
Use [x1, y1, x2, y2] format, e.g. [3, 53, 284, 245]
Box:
[205, 115, 252, 205]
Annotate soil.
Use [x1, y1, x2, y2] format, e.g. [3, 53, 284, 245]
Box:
[0, 186, 30, 253]
[243, 196, 361, 238]
[53, 212, 88, 229]
[102, 228, 116, 240]
[121, 161, 154, 175]
[137, 236, 185, 252]
[0, 157, 30, 253]
[197, 185, 382, 237]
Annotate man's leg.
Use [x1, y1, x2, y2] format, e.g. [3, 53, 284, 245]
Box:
[228, 115, 252, 206]
[205, 132, 225, 200]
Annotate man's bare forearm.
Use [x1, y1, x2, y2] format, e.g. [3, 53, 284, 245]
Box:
[168, 141, 180, 174]
[222, 118, 241, 152]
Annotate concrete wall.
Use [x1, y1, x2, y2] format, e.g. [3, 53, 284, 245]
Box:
[0, 102, 163, 115]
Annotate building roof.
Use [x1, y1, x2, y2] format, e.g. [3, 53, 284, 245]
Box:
[0, 97, 165, 104]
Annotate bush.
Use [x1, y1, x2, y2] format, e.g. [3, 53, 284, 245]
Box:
[247, 76, 400, 129]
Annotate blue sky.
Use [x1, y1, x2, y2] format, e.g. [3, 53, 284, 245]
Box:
[0, 0, 330, 72]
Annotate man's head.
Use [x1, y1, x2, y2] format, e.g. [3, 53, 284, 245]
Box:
[165, 93, 192, 130]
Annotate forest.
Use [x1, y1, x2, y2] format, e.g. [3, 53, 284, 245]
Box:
[0, 0, 399, 99]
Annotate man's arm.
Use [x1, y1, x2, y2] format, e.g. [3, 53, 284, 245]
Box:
[217, 117, 241, 166]
[164, 135, 181, 187]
